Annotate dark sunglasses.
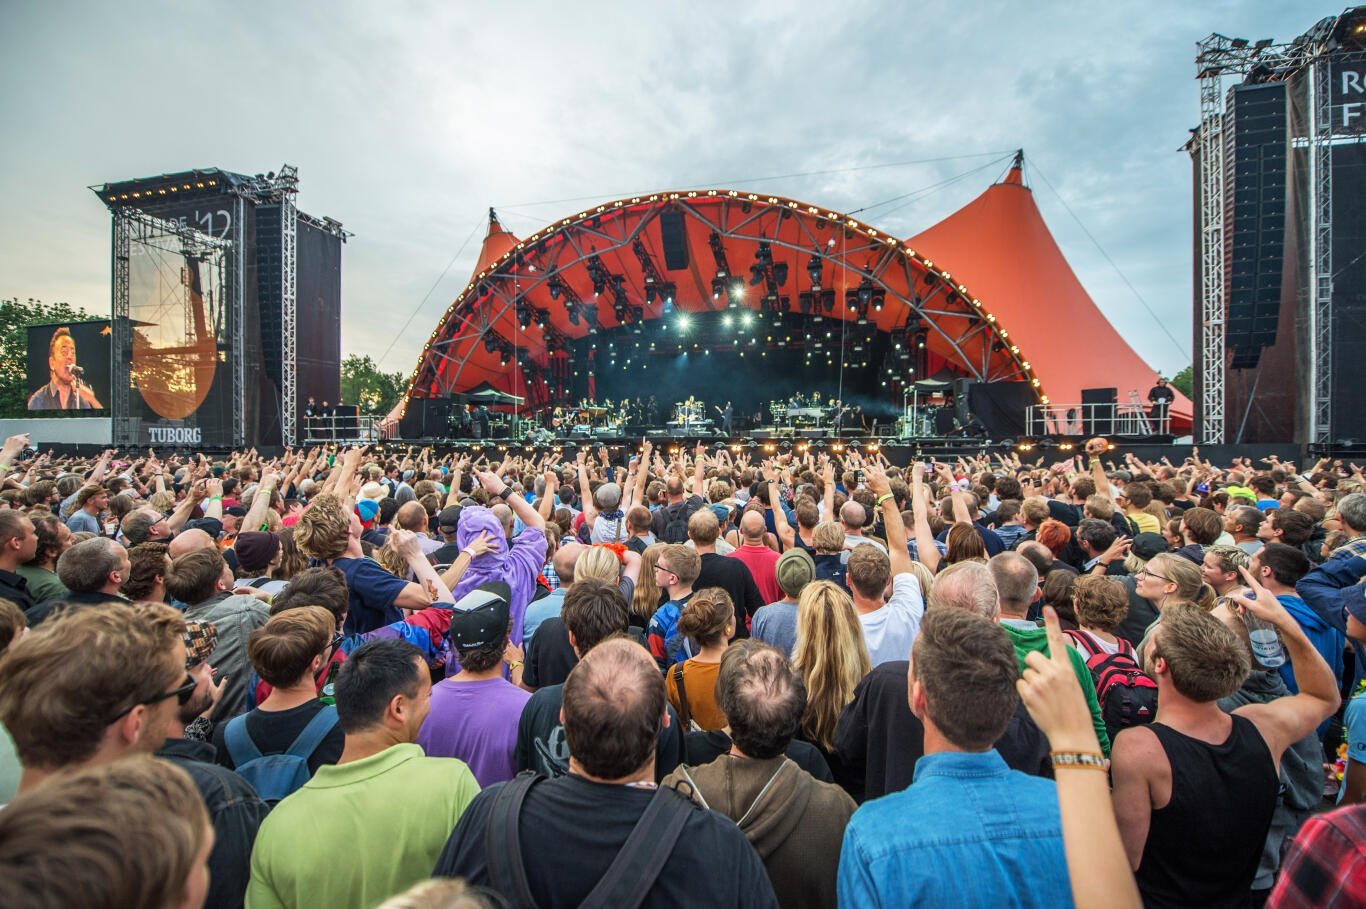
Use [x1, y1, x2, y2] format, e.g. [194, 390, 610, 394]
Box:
[111, 673, 197, 720]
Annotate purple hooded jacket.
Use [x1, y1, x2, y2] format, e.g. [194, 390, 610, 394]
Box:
[450, 505, 547, 667]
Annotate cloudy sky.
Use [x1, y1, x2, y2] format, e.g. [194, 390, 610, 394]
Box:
[0, 1, 1316, 383]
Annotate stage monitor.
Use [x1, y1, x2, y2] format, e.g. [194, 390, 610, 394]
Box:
[25, 321, 112, 412]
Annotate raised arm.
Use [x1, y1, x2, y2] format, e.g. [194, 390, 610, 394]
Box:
[476, 470, 545, 531]
[1227, 566, 1341, 761]
[763, 463, 796, 550]
[242, 473, 277, 532]
[866, 465, 910, 577]
[576, 452, 598, 527]
[385, 528, 450, 605]
[439, 531, 498, 589]
[911, 463, 941, 573]
[200, 478, 224, 521]
[1086, 437, 1114, 503]
[1020, 607, 1142, 909]
[538, 470, 559, 520]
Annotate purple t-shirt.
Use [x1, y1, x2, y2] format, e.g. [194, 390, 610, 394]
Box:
[417, 676, 531, 787]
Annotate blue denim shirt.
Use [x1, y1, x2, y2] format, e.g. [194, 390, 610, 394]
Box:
[838, 749, 1073, 908]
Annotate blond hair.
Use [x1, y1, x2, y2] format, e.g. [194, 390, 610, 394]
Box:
[295, 493, 351, 561]
[632, 543, 667, 621]
[575, 546, 621, 584]
[793, 580, 871, 749]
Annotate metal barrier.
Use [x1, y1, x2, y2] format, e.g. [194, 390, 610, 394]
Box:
[302, 415, 382, 444]
[1025, 403, 1170, 437]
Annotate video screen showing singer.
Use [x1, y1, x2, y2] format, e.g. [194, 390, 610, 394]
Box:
[27, 327, 103, 410]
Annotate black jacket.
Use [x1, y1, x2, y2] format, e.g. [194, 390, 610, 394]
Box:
[695, 553, 764, 635]
[157, 737, 269, 909]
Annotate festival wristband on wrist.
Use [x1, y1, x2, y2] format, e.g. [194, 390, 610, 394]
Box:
[1050, 751, 1107, 771]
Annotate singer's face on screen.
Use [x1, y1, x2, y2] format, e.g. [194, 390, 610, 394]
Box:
[49, 334, 76, 384]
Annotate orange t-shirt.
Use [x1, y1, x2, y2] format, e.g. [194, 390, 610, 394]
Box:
[665, 659, 726, 731]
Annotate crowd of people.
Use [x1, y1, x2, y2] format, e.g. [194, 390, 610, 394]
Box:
[0, 430, 1362, 908]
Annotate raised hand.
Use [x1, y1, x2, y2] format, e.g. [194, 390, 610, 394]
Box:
[1017, 606, 1098, 751]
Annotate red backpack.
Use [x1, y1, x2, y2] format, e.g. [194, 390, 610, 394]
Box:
[1064, 629, 1158, 741]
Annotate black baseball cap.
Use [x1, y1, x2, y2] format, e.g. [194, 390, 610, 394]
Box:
[448, 581, 511, 650]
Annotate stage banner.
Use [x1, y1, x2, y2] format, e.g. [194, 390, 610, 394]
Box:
[25, 321, 111, 412]
[1332, 59, 1366, 135]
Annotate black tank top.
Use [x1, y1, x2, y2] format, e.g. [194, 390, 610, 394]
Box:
[1136, 715, 1278, 908]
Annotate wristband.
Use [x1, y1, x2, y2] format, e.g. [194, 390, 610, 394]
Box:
[1050, 751, 1107, 770]
[875, 493, 894, 507]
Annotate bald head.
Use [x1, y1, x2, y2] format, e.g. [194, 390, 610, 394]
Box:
[394, 501, 428, 533]
[739, 510, 766, 543]
[927, 561, 999, 619]
[562, 637, 666, 780]
[839, 500, 866, 532]
[168, 529, 214, 560]
[490, 504, 514, 537]
[989, 552, 1039, 619]
[553, 540, 584, 584]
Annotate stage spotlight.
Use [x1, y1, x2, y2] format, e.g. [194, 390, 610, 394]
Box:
[727, 277, 746, 307]
[807, 255, 823, 291]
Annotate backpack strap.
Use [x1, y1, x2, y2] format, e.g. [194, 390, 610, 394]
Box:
[579, 787, 694, 909]
[672, 662, 693, 730]
[224, 714, 263, 766]
[485, 772, 543, 909]
[284, 705, 339, 759]
[1063, 628, 1104, 659]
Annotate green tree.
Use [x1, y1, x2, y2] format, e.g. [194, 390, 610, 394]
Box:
[0, 297, 94, 418]
[1170, 365, 1193, 399]
[341, 354, 406, 416]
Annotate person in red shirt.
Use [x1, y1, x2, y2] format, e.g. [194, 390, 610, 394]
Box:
[729, 508, 782, 606]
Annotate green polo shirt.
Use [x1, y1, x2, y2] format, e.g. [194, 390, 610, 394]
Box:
[246, 743, 479, 909]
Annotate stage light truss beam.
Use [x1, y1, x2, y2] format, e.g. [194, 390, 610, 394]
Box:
[1196, 50, 1226, 444]
[424, 196, 1028, 399]
[1309, 55, 1334, 444]
[279, 176, 298, 447]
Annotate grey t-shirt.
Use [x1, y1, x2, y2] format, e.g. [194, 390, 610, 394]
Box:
[66, 509, 102, 535]
[751, 599, 799, 658]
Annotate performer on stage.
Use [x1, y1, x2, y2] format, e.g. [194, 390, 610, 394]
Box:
[1148, 376, 1175, 426]
[27, 327, 102, 410]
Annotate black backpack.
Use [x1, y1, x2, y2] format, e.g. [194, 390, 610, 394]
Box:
[1064, 630, 1158, 741]
[660, 502, 691, 543]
